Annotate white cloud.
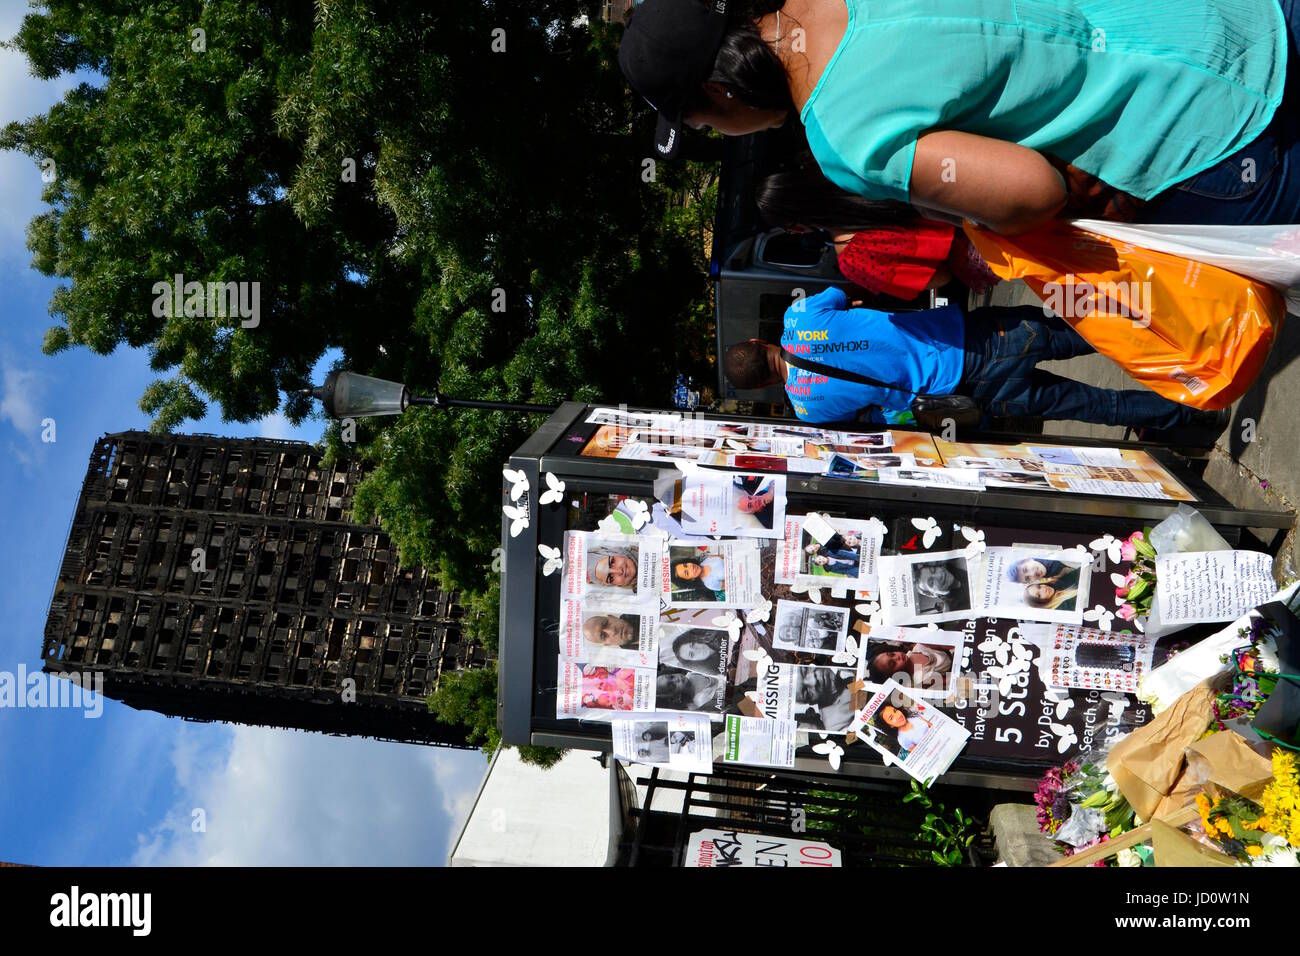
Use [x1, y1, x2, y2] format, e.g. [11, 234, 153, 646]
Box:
[256, 410, 295, 441]
[132, 723, 488, 866]
[0, 356, 44, 433]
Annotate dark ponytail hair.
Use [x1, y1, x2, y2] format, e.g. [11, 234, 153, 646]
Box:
[757, 155, 916, 233]
[686, 1, 794, 116]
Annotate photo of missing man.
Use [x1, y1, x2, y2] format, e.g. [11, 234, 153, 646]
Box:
[792, 665, 857, 732]
[800, 527, 865, 579]
[668, 545, 727, 603]
[581, 611, 644, 652]
[865, 639, 955, 693]
[731, 474, 777, 530]
[1006, 556, 1083, 613]
[911, 558, 973, 617]
[773, 601, 849, 655]
[632, 721, 670, 763]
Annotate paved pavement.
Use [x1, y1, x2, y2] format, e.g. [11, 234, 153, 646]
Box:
[977, 280, 1300, 576]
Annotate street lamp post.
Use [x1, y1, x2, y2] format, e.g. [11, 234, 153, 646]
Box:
[308, 370, 558, 420]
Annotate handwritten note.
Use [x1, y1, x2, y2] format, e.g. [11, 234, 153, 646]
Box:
[1155, 551, 1275, 625]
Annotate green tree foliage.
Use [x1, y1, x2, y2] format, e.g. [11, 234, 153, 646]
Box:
[4, 1, 717, 750]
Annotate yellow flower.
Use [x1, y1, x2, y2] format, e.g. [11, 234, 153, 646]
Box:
[1196, 793, 1212, 813]
[1247, 845, 1263, 857]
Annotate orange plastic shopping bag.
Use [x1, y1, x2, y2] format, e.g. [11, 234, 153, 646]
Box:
[964, 221, 1285, 410]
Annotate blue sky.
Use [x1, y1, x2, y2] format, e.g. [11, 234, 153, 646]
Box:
[0, 1, 488, 865]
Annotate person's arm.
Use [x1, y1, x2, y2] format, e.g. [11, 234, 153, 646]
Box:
[910, 131, 1067, 235]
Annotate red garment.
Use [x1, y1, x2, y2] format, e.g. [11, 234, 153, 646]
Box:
[836, 220, 957, 298]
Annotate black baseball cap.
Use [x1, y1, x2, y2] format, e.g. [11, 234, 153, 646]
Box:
[618, 0, 731, 160]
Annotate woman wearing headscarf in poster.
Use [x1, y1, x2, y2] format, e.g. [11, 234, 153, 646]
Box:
[620, 0, 1299, 231]
[587, 546, 639, 591]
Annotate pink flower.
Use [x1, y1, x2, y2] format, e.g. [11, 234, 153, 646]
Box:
[1116, 603, 1137, 621]
[1115, 584, 1129, 600]
[1120, 532, 1145, 563]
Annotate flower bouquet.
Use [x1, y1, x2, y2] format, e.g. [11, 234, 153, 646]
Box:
[1035, 758, 1137, 864]
[1193, 749, 1300, 866]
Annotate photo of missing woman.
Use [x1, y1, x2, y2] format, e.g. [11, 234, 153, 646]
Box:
[1005, 555, 1084, 613]
[911, 557, 973, 617]
[867, 697, 935, 759]
[668, 544, 728, 603]
[865, 637, 956, 694]
[658, 627, 730, 677]
[654, 667, 726, 716]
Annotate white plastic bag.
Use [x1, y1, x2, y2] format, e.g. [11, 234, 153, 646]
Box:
[1072, 220, 1300, 314]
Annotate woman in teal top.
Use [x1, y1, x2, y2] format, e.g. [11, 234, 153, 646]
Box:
[620, 0, 1298, 232]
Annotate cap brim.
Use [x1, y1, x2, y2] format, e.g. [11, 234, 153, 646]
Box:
[654, 112, 682, 160]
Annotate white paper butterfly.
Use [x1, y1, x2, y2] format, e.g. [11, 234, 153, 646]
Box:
[503, 503, 530, 538]
[745, 596, 773, 625]
[911, 516, 942, 549]
[789, 581, 823, 604]
[538, 472, 566, 506]
[1083, 604, 1115, 632]
[865, 516, 888, 538]
[1065, 545, 1095, 565]
[959, 526, 986, 558]
[854, 599, 880, 620]
[502, 467, 529, 502]
[596, 514, 622, 536]
[812, 737, 845, 771]
[711, 612, 743, 642]
[985, 664, 1017, 696]
[725, 438, 747, 451]
[828, 582, 850, 601]
[538, 544, 562, 576]
[742, 647, 772, 669]
[1044, 687, 1075, 719]
[622, 498, 650, 530]
[977, 634, 1007, 658]
[1089, 533, 1123, 565]
[1049, 721, 1079, 754]
[831, 634, 861, 666]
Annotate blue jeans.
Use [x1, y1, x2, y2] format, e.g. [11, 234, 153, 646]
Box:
[1136, 0, 1300, 225]
[957, 307, 1209, 429]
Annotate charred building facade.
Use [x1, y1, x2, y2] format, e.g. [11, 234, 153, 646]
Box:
[42, 431, 486, 747]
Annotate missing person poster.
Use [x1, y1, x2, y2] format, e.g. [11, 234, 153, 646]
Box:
[1022, 623, 1155, 694]
[861, 626, 965, 698]
[753, 661, 860, 733]
[656, 624, 733, 719]
[556, 660, 656, 719]
[613, 712, 713, 772]
[771, 600, 851, 657]
[775, 515, 884, 592]
[878, 549, 977, 625]
[722, 714, 797, 768]
[684, 830, 842, 868]
[673, 471, 787, 540]
[559, 600, 658, 667]
[661, 540, 762, 607]
[1155, 550, 1277, 625]
[562, 530, 662, 605]
[857, 679, 971, 784]
[979, 547, 1092, 625]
